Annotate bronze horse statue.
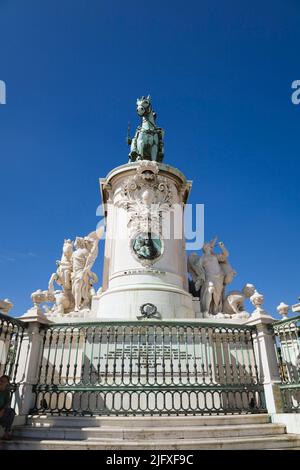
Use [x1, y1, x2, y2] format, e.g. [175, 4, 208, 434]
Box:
[128, 96, 164, 162]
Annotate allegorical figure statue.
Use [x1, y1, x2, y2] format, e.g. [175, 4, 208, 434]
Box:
[48, 239, 73, 293]
[71, 233, 99, 312]
[188, 238, 236, 316]
[128, 95, 164, 163]
[223, 283, 256, 317]
[38, 230, 102, 315]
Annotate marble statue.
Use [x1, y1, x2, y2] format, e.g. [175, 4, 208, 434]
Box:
[0, 298, 13, 315]
[188, 238, 236, 316]
[71, 233, 99, 312]
[47, 239, 75, 315]
[48, 239, 73, 293]
[223, 283, 256, 317]
[128, 96, 164, 162]
[31, 230, 101, 316]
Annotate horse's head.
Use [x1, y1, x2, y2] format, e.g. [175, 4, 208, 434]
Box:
[136, 95, 152, 117]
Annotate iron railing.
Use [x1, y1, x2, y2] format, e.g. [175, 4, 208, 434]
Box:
[0, 312, 27, 403]
[273, 315, 300, 412]
[32, 321, 266, 416]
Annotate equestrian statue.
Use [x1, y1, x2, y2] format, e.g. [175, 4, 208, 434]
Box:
[127, 95, 164, 162]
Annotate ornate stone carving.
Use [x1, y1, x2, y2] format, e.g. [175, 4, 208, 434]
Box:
[137, 303, 160, 319]
[31, 289, 49, 306]
[136, 160, 160, 177]
[250, 290, 271, 318]
[0, 299, 13, 315]
[250, 290, 264, 309]
[118, 161, 177, 237]
[277, 301, 289, 319]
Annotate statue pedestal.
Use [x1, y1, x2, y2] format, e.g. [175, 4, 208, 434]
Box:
[93, 162, 195, 320]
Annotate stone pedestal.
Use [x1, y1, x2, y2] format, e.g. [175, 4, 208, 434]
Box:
[92, 161, 195, 320]
[246, 311, 284, 414]
[13, 307, 50, 421]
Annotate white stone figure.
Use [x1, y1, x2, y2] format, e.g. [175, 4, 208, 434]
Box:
[48, 239, 73, 293]
[81, 233, 99, 307]
[0, 299, 13, 315]
[71, 232, 99, 312]
[223, 283, 256, 318]
[187, 252, 205, 292]
[30, 229, 102, 316]
[52, 290, 73, 315]
[277, 302, 289, 319]
[188, 238, 236, 316]
[47, 239, 75, 315]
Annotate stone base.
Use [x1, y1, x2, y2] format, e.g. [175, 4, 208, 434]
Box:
[3, 415, 300, 450]
[43, 308, 97, 323]
[91, 283, 196, 320]
[271, 414, 300, 435]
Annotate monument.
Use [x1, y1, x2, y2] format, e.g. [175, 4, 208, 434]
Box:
[28, 96, 256, 322]
[1, 96, 299, 442]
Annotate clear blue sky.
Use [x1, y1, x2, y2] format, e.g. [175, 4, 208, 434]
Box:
[0, 0, 299, 318]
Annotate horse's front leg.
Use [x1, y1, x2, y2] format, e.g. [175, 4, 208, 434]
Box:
[129, 134, 138, 162]
[137, 135, 145, 159]
[151, 144, 158, 161]
[151, 134, 159, 161]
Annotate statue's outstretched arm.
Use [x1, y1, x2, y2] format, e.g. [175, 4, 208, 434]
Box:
[84, 231, 101, 273]
[217, 241, 229, 262]
[85, 244, 98, 273]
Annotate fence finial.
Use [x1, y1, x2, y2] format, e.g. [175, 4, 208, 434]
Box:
[277, 302, 289, 319]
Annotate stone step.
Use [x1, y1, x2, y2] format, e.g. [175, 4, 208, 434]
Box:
[13, 423, 286, 440]
[26, 413, 270, 428]
[1, 434, 300, 450]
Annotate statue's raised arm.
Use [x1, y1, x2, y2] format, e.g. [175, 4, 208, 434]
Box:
[216, 241, 229, 262]
[217, 240, 236, 285]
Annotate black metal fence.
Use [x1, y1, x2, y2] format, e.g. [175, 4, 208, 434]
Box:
[0, 312, 27, 403]
[274, 315, 300, 412]
[31, 321, 266, 416]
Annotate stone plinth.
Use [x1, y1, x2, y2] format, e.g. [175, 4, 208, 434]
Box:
[92, 161, 195, 320]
